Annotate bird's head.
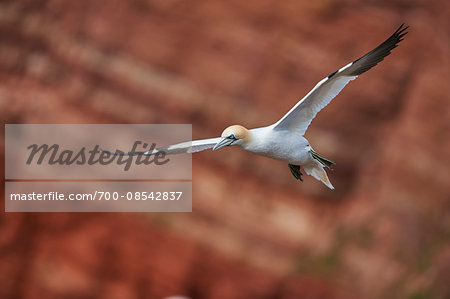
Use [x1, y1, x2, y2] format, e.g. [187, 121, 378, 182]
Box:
[213, 125, 250, 150]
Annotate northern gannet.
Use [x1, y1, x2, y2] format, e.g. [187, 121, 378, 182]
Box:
[146, 25, 408, 189]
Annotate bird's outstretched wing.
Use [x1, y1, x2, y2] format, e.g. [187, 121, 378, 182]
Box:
[103, 137, 221, 156]
[273, 24, 408, 134]
[155, 137, 221, 155]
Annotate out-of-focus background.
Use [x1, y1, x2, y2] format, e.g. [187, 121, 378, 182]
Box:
[1, 0, 450, 298]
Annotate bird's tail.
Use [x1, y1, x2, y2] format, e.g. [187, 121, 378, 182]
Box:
[303, 162, 335, 190]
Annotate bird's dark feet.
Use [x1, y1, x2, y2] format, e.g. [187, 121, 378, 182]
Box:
[288, 164, 303, 182]
[309, 149, 335, 170]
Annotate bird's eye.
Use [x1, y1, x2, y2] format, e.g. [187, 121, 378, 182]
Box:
[229, 134, 236, 140]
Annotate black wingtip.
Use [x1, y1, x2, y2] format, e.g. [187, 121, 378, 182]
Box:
[349, 24, 408, 76]
[396, 23, 409, 33]
[394, 23, 409, 38]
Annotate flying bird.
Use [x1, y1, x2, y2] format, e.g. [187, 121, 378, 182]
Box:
[137, 24, 408, 189]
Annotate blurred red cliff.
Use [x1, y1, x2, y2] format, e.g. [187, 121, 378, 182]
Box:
[1, 0, 450, 298]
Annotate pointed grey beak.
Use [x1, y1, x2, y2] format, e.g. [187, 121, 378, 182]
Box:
[213, 137, 234, 151]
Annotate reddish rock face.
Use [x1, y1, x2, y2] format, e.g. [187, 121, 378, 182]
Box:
[1, 1, 449, 298]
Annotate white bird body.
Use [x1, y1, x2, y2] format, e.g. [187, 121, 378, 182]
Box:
[244, 126, 310, 165]
[242, 126, 335, 188]
[134, 25, 408, 189]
